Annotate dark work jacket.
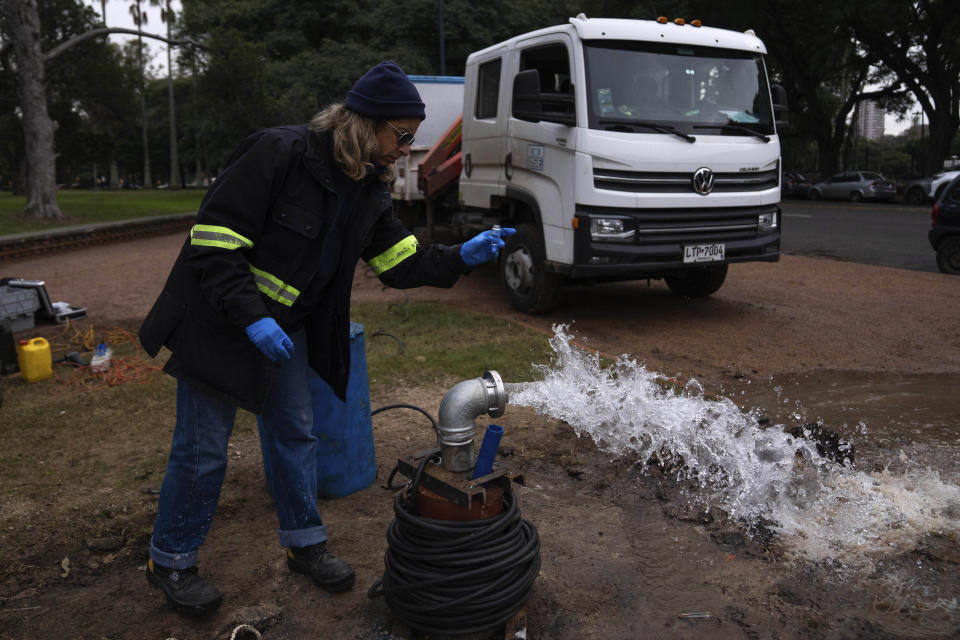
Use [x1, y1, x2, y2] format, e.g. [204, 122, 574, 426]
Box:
[139, 125, 468, 413]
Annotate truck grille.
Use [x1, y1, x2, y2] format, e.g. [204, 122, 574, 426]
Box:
[580, 205, 772, 245]
[594, 167, 778, 193]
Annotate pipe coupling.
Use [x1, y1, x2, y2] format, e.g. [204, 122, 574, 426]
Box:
[436, 370, 507, 472]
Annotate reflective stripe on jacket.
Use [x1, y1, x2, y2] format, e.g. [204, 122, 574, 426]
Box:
[139, 125, 468, 413]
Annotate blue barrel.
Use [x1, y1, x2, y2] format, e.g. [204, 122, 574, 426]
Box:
[258, 322, 377, 499]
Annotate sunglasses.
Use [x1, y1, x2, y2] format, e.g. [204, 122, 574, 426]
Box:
[386, 121, 415, 147]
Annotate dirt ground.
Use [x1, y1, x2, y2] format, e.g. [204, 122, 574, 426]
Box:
[1, 232, 959, 640]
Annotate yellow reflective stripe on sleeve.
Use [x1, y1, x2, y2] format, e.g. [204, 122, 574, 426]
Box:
[190, 224, 254, 250]
[249, 265, 301, 307]
[368, 235, 420, 276]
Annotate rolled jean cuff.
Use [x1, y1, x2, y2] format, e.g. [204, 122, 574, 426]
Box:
[278, 524, 327, 548]
[149, 538, 198, 570]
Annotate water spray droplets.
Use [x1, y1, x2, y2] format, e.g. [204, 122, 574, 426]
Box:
[509, 325, 960, 566]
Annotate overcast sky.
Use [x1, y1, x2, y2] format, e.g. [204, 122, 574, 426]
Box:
[83, 0, 182, 74]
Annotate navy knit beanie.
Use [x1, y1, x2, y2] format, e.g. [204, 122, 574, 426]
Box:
[345, 61, 426, 121]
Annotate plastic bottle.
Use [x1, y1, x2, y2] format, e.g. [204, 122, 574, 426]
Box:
[90, 341, 112, 373]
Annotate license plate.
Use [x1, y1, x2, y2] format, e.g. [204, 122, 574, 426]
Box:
[683, 243, 725, 263]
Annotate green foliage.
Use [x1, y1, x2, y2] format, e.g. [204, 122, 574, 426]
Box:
[849, 0, 960, 174]
[0, 0, 144, 191]
[3, 0, 957, 197]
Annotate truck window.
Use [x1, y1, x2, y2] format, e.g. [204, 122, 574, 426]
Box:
[583, 40, 773, 136]
[519, 42, 573, 113]
[475, 58, 502, 119]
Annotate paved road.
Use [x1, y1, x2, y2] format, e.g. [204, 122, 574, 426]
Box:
[780, 199, 937, 273]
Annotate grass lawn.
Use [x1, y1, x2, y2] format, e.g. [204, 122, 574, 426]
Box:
[0, 301, 553, 566]
[0, 189, 206, 236]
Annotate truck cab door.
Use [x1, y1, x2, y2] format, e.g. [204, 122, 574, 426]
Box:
[507, 38, 578, 264]
[460, 56, 508, 210]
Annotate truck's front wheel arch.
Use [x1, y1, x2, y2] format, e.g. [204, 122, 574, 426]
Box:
[664, 264, 728, 297]
[500, 223, 562, 314]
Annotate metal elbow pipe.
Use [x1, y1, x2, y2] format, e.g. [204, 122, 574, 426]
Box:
[437, 370, 507, 472]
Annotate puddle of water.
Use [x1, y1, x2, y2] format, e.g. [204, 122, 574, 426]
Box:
[722, 370, 960, 492]
[506, 325, 960, 571]
[725, 370, 960, 447]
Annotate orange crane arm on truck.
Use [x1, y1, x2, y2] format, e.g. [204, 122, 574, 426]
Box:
[417, 115, 462, 199]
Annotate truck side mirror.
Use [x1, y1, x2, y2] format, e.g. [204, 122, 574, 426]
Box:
[771, 83, 789, 129]
[512, 69, 576, 126]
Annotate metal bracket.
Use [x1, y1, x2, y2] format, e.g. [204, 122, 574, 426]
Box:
[395, 448, 525, 510]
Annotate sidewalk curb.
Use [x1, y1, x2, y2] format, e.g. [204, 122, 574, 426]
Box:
[0, 212, 196, 261]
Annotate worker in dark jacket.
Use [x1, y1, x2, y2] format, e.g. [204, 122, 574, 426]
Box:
[138, 60, 514, 615]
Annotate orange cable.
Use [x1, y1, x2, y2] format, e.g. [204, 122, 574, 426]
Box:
[46, 322, 162, 395]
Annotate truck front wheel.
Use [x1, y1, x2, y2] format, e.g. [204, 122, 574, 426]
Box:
[665, 264, 728, 297]
[500, 225, 561, 314]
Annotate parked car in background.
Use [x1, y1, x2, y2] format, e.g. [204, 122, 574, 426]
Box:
[782, 172, 811, 198]
[903, 169, 960, 205]
[809, 171, 898, 202]
[930, 173, 960, 274]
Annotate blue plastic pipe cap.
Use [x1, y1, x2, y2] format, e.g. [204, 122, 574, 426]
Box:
[472, 423, 504, 479]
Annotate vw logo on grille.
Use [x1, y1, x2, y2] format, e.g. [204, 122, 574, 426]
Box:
[692, 167, 715, 196]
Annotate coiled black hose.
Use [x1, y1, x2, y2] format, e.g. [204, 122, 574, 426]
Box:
[368, 455, 541, 636]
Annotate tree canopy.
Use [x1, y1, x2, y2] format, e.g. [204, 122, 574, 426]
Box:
[1, 0, 958, 218]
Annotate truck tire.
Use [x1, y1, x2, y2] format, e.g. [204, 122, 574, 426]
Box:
[665, 264, 728, 297]
[500, 224, 562, 314]
[936, 236, 960, 274]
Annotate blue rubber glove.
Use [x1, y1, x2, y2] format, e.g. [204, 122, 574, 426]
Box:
[245, 317, 294, 362]
[460, 227, 516, 266]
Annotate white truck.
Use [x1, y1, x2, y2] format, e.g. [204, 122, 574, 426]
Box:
[391, 14, 788, 314]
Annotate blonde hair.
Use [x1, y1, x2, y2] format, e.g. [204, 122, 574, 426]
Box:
[309, 104, 394, 182]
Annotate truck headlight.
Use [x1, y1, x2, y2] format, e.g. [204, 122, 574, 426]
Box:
[590, 217, 634, 242]
[758, 211, 778, 232]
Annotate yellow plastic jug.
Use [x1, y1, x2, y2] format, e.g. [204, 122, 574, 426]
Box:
[17, 337, 53, 383]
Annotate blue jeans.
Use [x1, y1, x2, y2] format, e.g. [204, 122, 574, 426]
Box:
[149, 328, 327, 570]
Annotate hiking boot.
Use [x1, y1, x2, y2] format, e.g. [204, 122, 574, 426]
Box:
[286, 542, 355, 592]
[146, 559, 223, 615]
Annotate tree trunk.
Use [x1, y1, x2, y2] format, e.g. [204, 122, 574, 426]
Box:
[194, 137, 203, 186]
[817, 142, 840, 177]
[926, 113, 959, 173]
[4, 0, 64, 220]
[166, 11, 181, 189]
[139, 30, 152, 189]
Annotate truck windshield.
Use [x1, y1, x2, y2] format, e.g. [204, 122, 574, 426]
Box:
[583, 41, 774, 137]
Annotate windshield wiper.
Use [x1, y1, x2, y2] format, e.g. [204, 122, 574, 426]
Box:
[693, 123, 770, 142]
[598, 117, 696, 143]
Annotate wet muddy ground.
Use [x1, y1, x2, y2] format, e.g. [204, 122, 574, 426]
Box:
[1, 232, 958, 639]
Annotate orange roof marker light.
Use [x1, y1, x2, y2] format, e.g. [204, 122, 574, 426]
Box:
[657, 16, 669, 24]
[571, 217, 579, 230]
[691, 19, 703, 27]
[674, 18, 685, 25]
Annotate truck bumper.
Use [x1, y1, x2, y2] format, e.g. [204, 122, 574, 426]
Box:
[560, 205, 781, 280]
